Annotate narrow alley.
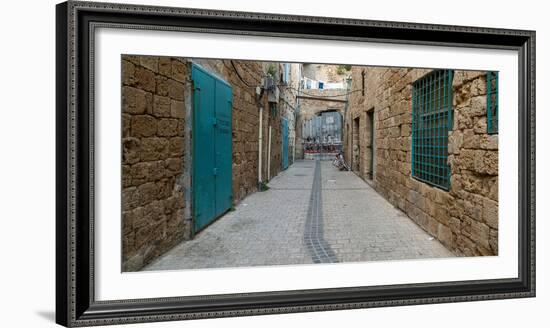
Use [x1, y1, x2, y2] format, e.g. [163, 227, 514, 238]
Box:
[144, 160, 452, 271]
[122, 56, 498, 272]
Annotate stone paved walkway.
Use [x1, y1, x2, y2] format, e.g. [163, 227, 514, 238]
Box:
[143, 160, 453, 271]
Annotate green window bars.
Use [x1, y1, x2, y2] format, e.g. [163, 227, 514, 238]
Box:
[412, 69, 454, 190]
[487, 71, 499, 134]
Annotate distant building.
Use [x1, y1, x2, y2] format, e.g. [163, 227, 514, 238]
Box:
[295, 64, 350, 159]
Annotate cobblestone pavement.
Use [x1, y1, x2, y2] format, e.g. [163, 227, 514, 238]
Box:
[321, 161, 453, 262]
[144, 160, 453, 271]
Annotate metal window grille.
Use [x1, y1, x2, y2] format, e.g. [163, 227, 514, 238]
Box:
[412, 69, 454, 190]
[487, 71, 499, 134]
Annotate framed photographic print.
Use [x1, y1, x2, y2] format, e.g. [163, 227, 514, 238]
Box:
[56, 0, 535, 326]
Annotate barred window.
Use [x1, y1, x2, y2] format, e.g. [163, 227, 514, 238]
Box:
[487, 71, 499, 134]
[412, 70, 454, 190]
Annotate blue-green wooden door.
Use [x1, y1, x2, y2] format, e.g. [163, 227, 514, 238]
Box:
[282, 118, 289, 169]
[214, 77, 233, 218]
[192, 64, 233, 232]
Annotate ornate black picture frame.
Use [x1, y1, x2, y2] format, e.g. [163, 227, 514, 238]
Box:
[56, 1, 535, 326]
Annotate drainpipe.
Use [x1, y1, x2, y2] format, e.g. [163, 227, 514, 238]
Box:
[292, 108, 297, 164]
[267, 125, 272, 180]
[295, 65, 303, 160]
[258, 106, 263, 187]
[343, 77, 352, 165]
[292, 127, 296, 163]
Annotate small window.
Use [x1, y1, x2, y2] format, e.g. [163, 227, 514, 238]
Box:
[487, 71, 498, 134]
[412, 70, 454, 190]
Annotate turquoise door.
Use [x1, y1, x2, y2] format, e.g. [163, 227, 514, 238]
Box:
[282, 118, 289, 169]
[214, 77, 233, 218]
[192, 64, 233, 232]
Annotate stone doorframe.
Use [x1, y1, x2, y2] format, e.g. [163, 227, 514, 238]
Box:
[352, 116, 360, 172]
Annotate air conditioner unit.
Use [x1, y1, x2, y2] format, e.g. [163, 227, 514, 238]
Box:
[262, 75, 275, 91]
[268, 86, 279, 104]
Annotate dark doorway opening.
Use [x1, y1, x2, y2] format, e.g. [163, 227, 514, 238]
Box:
[366, 110, 374, 180]
[352, 116, 360, 172]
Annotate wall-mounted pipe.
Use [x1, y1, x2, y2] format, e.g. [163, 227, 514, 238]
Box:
[293, 111, 297, 164]
[292, 132, 296, 164]
[267, 125, 272, 180]
[258, 106, 263, 186]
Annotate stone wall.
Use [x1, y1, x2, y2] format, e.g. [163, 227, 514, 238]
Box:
[122, 56, 296, 270]
[298, 89, 347, 120]
[346, 67, 498, 256]
[192, 58, 273, 201]
[122, 55, 190, 271]
[290, 64, 302, 154]
[276, 63, 300, 169]
[302, 64, 349, 83]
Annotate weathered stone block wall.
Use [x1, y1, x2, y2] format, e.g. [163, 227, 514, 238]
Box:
[277, 62, 300, 168]
[344, 67, 384, 177]
[346, 67, 498, 256]
[195, 59, 284, 198]
[195, 59, 271, 201]
[298, 89, 347, 121]
[122, 55, 190, 271]
[122, 57, 295, 270]
[289, 64, 304, 158]
[447, 71, 498, 255]
[302, 64, 349, 83]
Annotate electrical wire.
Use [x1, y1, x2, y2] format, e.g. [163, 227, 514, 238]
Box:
[234, 61, 263, 84]
[229, 60, 257, 88]
[279, 84, 363, 98]
[227, 59, 362, 99]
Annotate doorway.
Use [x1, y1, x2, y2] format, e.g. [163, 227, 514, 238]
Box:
[191, 64, 233, 232]
[366, 110, 374, 180]
[282, 117, 289, 170]
[352, 117, 360, 172]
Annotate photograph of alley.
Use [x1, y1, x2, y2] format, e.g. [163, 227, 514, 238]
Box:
[121, 55, 499, 272]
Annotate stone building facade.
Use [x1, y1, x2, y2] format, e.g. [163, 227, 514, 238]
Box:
[122, 55, 190, 271]
[122, 55, 299, 271]
[262, 62, 300, 178]
[302, 63, 350, 84]
[345, 67, 498, 256]
[295, 88, 347, 159]
[276, 63, 300, 167]
[298, 89, 347, 121]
